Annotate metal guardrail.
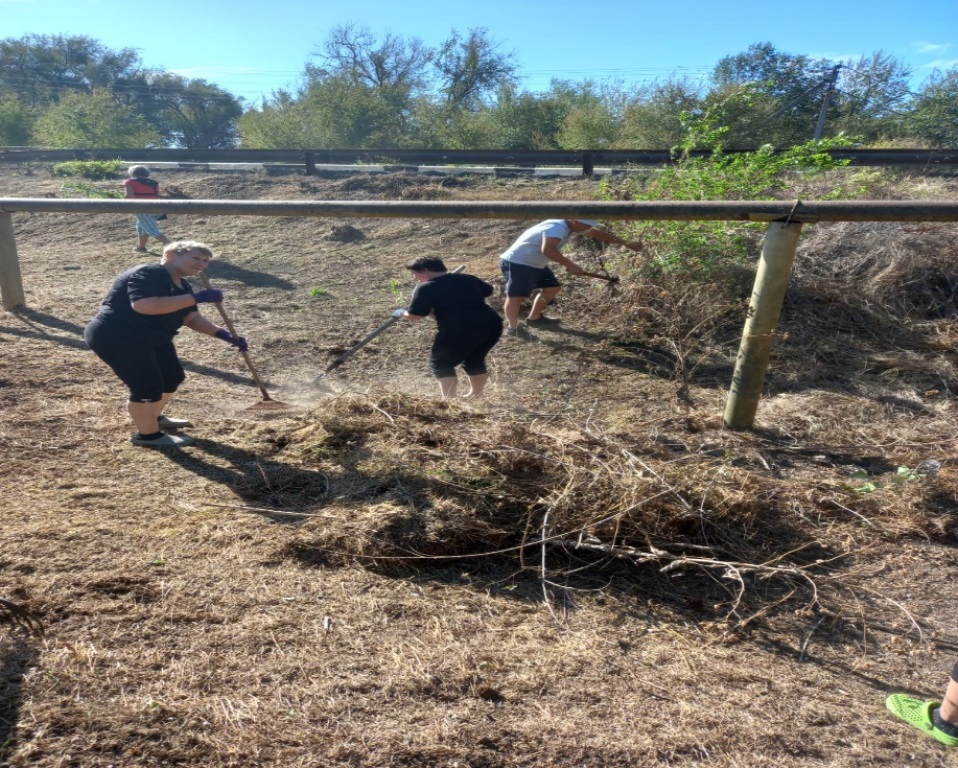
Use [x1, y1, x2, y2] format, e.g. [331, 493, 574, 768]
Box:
[3, 198, 958, 222]
[2, 147, 958, 173]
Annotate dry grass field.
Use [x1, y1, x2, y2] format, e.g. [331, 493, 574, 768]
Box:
[2, 163, 958, 767]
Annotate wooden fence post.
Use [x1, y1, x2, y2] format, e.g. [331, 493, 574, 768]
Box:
[0, 212, 26, 310]
[723, 220, 803, 430]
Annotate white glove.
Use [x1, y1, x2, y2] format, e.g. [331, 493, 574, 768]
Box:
[391, 308, 408, 318]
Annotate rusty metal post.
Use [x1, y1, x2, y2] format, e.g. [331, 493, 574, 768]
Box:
[723, 221, 803, 430]
[582, 152, 595, 178]
[0, 211, 26, 310]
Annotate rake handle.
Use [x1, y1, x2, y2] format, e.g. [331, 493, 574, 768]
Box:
[313, 265, 467, 384]
[578, 270, 620, 283]
[198, 271, 274, 401]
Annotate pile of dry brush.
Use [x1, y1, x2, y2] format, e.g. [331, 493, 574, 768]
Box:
[238, 389, 954, 624]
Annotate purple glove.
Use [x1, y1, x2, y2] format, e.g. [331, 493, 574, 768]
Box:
[193, 288, 223, 304]
[214, 328, 248, 352]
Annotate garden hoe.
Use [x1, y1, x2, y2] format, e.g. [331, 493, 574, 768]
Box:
[311, 265, 465, 389]
[199, 272, 292, 413]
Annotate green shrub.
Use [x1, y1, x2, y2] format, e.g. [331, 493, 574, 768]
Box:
[59, 180, 122, 199]
[602, 88, 859, 279]
[51, 159, 125, 180]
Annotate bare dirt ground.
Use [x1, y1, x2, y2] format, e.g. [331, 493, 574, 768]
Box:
[2, 163, 958, 767]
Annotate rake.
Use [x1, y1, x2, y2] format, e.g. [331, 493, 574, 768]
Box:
[199, 271, 292, 412]
[311, 265, 465, 388]
[578, 269, 620, 285]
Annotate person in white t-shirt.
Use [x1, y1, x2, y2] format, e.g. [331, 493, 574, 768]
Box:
[498, 219, 641, 335]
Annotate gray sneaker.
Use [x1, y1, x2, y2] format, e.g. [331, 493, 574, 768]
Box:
[526, 315, 560, 326]
[506, 325, 532, 340]
[130, 433, 194, 448]
[157, 415, 194, 430]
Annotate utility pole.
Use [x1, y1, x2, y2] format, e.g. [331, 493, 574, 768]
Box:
[813, 65, 843, 140]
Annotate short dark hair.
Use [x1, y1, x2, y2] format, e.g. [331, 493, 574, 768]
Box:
[405, 257, 447, 273]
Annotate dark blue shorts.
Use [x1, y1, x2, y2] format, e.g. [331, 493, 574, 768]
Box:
[499, 259, 560, 297]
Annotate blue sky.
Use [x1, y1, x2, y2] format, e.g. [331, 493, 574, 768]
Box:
[3, 0, 957, 103]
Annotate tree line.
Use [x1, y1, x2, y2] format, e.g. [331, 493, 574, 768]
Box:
[1, 30, 956, 151]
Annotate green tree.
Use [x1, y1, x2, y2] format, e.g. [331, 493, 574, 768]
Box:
[312, 23, 431, 93]
[238, 90, 328, 148]
[240, 76, 403, 149]
[0, 34, 143, 107]
[830, 53, 912, 141]
[0, 34, 245, 148]
[434, 28, 516, 110]
[33, 89, 158, 148]
[553, 81, 627, 149]
[906, 67, 958, 148]
[0, 92, 35, 144]
[300, 24, 436, 146]
[710, 42, 834, 145]
[617, 78, 703, 149]
[141, 73, 242, 148]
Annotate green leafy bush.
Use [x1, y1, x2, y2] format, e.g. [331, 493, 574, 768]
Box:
[602, 88, 859, 278]
[51, 159, 125, 180]
[59, 180, 122, 199]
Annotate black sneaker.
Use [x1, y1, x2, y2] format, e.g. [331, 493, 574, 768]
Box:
[526, 315, 560, 326]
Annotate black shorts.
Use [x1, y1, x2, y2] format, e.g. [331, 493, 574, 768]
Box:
[499, 259, 560, 297]
[430, 319, 503, 379]
[84, 322, 185, 402]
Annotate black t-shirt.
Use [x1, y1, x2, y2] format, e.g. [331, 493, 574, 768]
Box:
[407, 273, 500, 330]
[90, 263, 196, 344]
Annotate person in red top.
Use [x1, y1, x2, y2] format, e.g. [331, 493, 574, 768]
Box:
[124, 165, 171, 253]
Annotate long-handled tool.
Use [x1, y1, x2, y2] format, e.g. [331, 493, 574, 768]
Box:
[311, 265, 465, 388]
[199, 271, 291, 411]
[311, 316, 401, 387]
[579, 269, 620, 284]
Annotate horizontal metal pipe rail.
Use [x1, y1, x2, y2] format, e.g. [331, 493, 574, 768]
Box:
[3, 197, 957, 430]
[2, 147, 958, 169]
[3, 198, 958, 222]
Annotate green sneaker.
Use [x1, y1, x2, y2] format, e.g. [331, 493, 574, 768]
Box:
[886, 694, 958, 747]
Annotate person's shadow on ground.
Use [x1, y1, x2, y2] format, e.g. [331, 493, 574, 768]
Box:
[207, 260, 296, 291]
[158, 436, 332, 521]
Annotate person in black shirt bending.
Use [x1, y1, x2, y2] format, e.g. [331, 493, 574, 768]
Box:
[84, 241, 247, 448]
[392, 258, 503, 400]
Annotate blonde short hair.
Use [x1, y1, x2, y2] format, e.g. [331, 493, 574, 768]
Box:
[163, 240, 213, 258]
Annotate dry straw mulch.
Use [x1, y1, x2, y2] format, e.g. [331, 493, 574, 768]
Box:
[239, 392, 958, 630]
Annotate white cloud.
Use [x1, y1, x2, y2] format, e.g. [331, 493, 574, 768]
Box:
[913, 41, 951, 55]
